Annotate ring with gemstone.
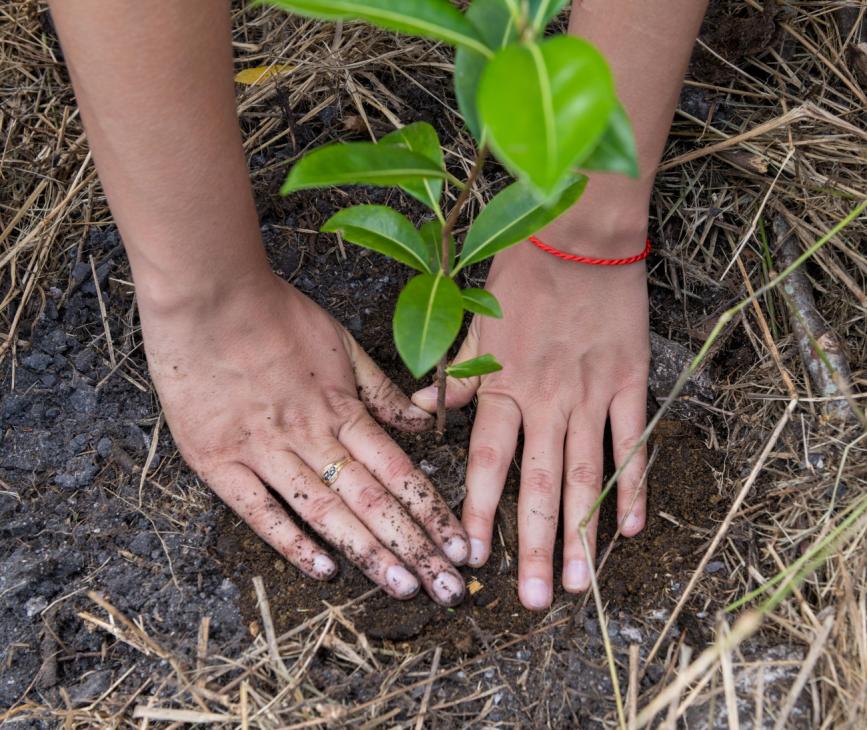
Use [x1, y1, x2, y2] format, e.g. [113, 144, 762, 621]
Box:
[321, 456, 353, 486]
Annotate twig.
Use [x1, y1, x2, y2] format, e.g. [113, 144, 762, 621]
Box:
[773, 216, 858, 423]
[253, 576, 291, 682]
[413, 646, 441, 730]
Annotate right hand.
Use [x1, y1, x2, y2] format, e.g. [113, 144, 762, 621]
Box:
[139, 273, 468, 606]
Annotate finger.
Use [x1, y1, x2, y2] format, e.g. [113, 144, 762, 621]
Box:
[205, 462, 337, 581]
[561, 408, 606, 593]
[343, 329, 433, 434]
[461, 392, 521, 567]
[411, 318, 480, 412]
[255, 451, 421, 600]
[610, 384, 648, 537]
[517, 414, 566, 610]
[339, 414, 469, 565]
[299, 439, 466, 606]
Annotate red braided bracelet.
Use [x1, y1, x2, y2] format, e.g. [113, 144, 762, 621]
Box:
[528, 235, 651, 266]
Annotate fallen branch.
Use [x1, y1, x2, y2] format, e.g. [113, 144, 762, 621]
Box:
[773, 216, 858, 423]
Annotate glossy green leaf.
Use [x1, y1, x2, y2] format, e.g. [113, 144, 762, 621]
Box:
[456, 175, 587, 272]
[579, 103, 639, 178]
[477, 36, 616, 198]
[394, 274, 464, 378]
[462, 288, 502, 318]
[528, 0, 570, 31]
[381, 123, 444, 210]
[281, 142, 445, 195]
[446, 353, 503, 378]
[454, 0, 518, 142]
[322, 205, 432, 273]
[420, 219, 455, 273]
[264, 0, 491, 56]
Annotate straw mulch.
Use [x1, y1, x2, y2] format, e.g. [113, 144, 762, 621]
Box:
[1, 1, 865, 727]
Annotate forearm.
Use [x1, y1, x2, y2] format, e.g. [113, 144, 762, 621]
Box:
[539, 0, 708, 254]
[48, 0, 270, 313]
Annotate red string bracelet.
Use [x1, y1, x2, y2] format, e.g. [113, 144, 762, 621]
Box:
[528, 235, 651, 266]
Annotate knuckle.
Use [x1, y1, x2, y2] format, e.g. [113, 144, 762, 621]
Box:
[356, 483, 392, 514]
[304, 492, 342, 527]
[523, 467, 558, 497]
[521, 545, 553, 566]
[565, 461, 600, 489]
[468, 444, 504, 472]
[381, 453, 414, 484]
[461, 501, 495, 527]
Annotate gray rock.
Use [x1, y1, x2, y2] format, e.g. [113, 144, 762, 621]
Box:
[22, 352, 53, 372]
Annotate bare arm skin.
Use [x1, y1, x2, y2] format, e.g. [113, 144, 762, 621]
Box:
[48, 0, 470, 606]
[414, 0, 708, 610]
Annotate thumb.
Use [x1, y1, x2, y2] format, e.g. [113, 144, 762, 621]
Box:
[412, 320, 481, 413]
[342, 329, 434, 434]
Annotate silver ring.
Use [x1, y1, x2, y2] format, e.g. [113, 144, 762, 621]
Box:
[321, 456, 353, 486]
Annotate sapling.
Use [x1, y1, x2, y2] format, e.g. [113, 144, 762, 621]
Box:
[266, 0, 639, 433]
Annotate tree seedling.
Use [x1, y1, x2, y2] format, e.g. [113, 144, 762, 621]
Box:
[266, 0, 639, 432]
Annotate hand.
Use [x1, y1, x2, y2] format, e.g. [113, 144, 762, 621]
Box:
[413, 241, 650, 610]
[141, 274, 469, 606]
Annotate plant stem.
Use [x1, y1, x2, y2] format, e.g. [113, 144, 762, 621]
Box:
[434, 146, 489, 435]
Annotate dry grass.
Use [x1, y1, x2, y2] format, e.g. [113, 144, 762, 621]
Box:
[1, 0, 866, 727]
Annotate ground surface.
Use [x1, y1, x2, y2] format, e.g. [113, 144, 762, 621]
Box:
[2, 1, 866, 728]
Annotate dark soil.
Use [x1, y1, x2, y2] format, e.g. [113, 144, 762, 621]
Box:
[217, 418, 725, 653]
[0, 1, 800, 724]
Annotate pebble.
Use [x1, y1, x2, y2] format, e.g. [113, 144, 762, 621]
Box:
[25, 596, 48, 618]
[705, 561, 726, 574]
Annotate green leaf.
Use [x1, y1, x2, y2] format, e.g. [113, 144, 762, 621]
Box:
[322, 205, 432, 273]
[281, 142, 445, 195]
[462, 288, 502, 318]
[456, 175, 586, 271]
[527, 0, 570, 31]
[454, 0, 518, 142]
[579, 102, 639, 178]
[394, 274, 464, 378]
[477, 36, 616, 198]
[446, 353, 503, 378]
[420, 219, 455, 273]
[264, 0, 491, 56]
[380, 123, 444, 211]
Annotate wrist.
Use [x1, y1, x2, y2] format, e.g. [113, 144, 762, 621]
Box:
[133, 255, 275, 320]
[535, 175, 651, 259]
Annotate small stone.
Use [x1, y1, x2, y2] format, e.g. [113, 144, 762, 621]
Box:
[22, 352, 53, 372]
[69, 385, 97, 415]
[25, 595, 48, 618]
[705, 561, 725, 574]
[419, 459, 438, 476]
[96, 437, 113, 459]
[620, 625, 643, 643]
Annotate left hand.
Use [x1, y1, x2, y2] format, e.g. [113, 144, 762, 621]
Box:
[413, 239, 650, 610]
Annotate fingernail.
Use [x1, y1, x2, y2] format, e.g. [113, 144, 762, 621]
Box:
[443, 535, 468, 565]
[386, 565, 419, 597]
[433, 572, 465, 605]
[313, 554, 336, 578]
[468, 538, 487, 567]
[563, 560, 589, 591]
[412, 385, 437, 405]
[523, 578, 552, 610]
[623, 513, 641, 533]
[406, 403, 434, 420]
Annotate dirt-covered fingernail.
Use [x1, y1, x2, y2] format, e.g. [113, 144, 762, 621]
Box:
[386, 565, 419, 597]
[443, 535, 468, 565]
[563, 560, 589, 592]
[433, 571, 465, 605]
[468, 538, 487, 567]
[522, 578, 551, 610]
[313, 554, 337, 579]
